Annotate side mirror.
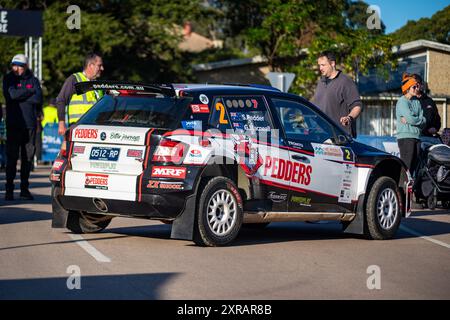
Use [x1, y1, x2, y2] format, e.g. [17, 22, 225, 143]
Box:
[337, 135, 348, 145]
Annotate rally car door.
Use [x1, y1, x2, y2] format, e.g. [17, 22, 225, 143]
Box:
[269, 97, 356, 212]
[212, 95, 290, 212]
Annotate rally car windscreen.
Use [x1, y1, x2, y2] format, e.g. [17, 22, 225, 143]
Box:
[78, 95, 192, 129]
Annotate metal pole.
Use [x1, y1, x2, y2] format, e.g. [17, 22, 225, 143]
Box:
[34, 38, 38, 76]
[24, 40, 28, 59]
[444, 99, 448, 129]
[390, 98, 394, 136]
[278, 74, 285, 92]
[38, 37, 42, 81]
[28, 37, 33, 70]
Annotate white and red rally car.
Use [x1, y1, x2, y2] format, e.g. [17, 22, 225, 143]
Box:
[51, 82, 413, 246]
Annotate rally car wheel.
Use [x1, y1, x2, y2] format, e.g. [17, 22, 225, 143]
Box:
[194, 177, 243, 247]
[365, 177, 401, 240]
[67, 211, 113, 234]
[442, 200, 450, 209]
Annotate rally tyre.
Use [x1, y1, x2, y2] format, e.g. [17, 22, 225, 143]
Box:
[194, 177, 243, 247]
[442, 200, 450, 209]
[365, 176, 401, 240]
[66, 211, 113, 234]
[427, 195, 437, 210]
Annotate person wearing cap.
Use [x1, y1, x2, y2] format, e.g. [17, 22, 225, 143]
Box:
[395, 73, 426, 177]
[411, 74, 441, 137]
[2, 54, 43, 200]
[56, 52, 104, 135]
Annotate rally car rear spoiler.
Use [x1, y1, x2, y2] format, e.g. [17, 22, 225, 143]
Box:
[75, 81, 176, 97]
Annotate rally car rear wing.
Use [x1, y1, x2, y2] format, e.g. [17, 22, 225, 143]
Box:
[75, 81, 176, 97]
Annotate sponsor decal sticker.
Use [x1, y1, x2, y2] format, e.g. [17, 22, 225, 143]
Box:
[74, 128, 98, 139]
[50, 173, 61, 182]
[268, 191, 287, 203]
[127, 149, 143, 158]
[73, 146, 86, 154]
[263, 155, 312, 186]
[199, 94, 209, 104]
[52, 159, 65, 171]
[291, 196, 312, 207]
[312, 144, 343, 158]
[288, 141, 304, 149]
[151, 166, 187, 179]
[191, 104, 210, 114]
[338, 163, 354, 204]
[227, 182, 243, 209]
[109, 132, 140, 142]
[181, 120, 202, 130]
[84, 173, 109, 190]
[100, 132, 107, 141]
[147, 180, 184, 190]
[90, 162, 118, 171]
[189, 149, 202, 158]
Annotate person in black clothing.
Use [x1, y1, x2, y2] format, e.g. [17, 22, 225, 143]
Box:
[2, 54, 42, 200]
[412, 74, 441, 137]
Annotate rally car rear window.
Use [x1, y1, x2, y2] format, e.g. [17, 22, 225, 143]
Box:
[78, 95, 192, 129]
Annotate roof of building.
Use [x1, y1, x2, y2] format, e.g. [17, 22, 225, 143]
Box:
[392, 39, 450, 55]
[193, 55, 268, 72]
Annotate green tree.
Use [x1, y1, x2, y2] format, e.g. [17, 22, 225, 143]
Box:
[0, 0, 212, 103]
[392, 5, 450, 45]
[219, 0, 395, 97]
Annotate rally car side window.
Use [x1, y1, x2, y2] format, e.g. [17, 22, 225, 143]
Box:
[219, 96, 274, 137]
[270, 98, 336, 144]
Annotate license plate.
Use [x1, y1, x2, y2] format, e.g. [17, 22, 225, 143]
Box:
[89, 147, 120, 161]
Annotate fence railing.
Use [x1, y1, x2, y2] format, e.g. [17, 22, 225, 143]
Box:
[358, 95, 449, 136]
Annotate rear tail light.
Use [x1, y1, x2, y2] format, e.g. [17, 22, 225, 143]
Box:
[152, 139, 186, 164]
[59, 139, 68, 158]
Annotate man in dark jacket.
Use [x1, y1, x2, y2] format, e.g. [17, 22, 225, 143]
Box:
[2, 54, 42, 200]
[412, 74, 441, 137]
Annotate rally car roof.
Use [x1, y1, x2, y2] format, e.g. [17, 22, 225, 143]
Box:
[173, 83, 281, 93]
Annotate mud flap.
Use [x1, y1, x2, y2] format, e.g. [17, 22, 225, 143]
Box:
[51, 187, 69, 228]
[343, 194, 365, 235]
[170, 194, 196, 240]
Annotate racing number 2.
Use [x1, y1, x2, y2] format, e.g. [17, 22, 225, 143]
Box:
[215, 102, 229, 125]
[342, 147, 354, 162]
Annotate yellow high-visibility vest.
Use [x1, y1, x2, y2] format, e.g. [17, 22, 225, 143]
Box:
[41, 105, 58, 128]
[67, 72, 103, 124]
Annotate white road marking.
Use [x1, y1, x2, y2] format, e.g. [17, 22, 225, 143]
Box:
[400, 225, 450, 249]
[68, 234, 111, 263]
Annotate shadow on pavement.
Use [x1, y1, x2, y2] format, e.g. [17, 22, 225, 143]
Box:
[409, 209, 450, 217]
[107, 218, 450, 247]
[0, 272, 179, 299]
[0, 234, 130, 252]
[107, 224, 172, 240]
[0, 207, 51, 225]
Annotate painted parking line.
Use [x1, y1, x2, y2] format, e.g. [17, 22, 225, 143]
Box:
[68, 234, 111, 263]
[400, 225, 450, 249]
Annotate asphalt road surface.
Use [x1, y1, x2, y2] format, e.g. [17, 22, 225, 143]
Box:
[1, 167, 449, 300]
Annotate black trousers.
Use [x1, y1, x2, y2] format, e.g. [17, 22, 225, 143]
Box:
[5, 127, 36, 192]
[397, 138, 420, 177]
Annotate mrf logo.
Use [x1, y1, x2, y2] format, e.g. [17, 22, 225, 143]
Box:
[74, 128, 98, 139]
[151, 166, 187, 179]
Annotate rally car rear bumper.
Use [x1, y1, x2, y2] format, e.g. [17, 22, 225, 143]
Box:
[51, 187, 188, 226]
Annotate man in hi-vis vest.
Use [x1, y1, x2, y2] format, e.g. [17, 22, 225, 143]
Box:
[56, 53, 104, 135]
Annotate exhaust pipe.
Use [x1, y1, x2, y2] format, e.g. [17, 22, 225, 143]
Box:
[92, 198, 108, 213]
